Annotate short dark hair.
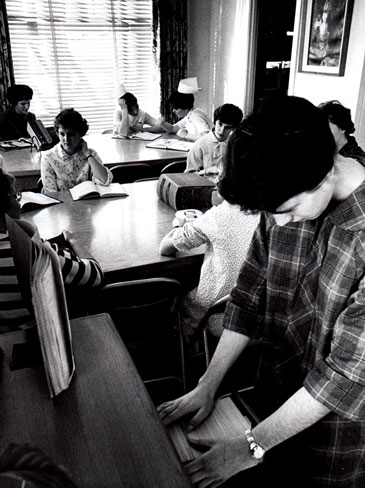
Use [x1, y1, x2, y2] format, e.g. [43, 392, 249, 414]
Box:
[168, 91, 194, 110]
[213, 104, 243, 127]
[218, 96, 335, 213]
[121, 92, 138, 113]
[7, 84, 33, 105]
[318, 100, 355, 136]
[54, 108, 89, 137]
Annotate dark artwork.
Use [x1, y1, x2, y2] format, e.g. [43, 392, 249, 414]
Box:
[308, 0, 346, 67]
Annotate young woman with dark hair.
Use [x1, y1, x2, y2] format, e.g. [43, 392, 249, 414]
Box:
[41, 108, 112, 193]
[0, 84, 36, 140]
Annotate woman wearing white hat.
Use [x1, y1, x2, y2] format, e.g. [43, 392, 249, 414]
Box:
[160, 77, 211, 142]
[113, 84, 164, 137]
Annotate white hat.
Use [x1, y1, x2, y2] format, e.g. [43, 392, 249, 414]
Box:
[178, 77, 201, 94]
[114, 83, 127, 99]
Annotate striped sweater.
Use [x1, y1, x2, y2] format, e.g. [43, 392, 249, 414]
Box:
[0, 235, 103, 333]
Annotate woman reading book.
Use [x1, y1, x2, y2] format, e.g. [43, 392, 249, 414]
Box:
[0, 168, 104, 333]
[41, 108, 113, 193]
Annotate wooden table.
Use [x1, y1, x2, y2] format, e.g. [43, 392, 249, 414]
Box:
[2, 134, 187, 190]
[22, 180, 204, 285]
[0, 313, 192, 487]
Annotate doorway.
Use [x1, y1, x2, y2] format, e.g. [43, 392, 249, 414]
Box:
[254, 0, 297, 107]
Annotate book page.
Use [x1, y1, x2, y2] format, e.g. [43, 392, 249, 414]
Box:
[31, 241, 75, 397]
[95, 183, 129, 198]
[20, 191, 61, 210]
[69, 181, 99, 200]
[146, 138, 194, 152]
[131, 132, 162, 141]
[166, 396, 251, 463]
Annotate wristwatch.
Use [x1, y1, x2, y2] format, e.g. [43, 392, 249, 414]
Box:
[244, 429, 265, 463]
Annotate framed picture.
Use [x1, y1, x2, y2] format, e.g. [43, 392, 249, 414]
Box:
[299, 0, 354, 76]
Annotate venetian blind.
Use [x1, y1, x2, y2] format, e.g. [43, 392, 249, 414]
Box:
[6, 0, 160, 133]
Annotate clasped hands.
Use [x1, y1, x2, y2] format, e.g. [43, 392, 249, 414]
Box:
[157, 387, 257, 487]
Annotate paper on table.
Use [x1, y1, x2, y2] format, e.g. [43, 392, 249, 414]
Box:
[146, 138, 194, 152]
[166, 396, 251, 463]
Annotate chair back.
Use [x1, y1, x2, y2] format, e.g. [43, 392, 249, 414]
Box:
[89, 277, 186, 393]
[160, 160, 186, 174]
[199, 295, 262, 393]
[110, 163, 154, 183]
[36, 177, 43, 192]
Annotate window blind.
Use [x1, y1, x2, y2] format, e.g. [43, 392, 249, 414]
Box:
[6, 0, 160, 133]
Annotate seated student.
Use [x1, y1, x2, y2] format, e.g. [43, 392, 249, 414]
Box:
[159, 175, 259, 340]
[0, 84, 36, 141]
[41, 108, 112, 193]
[113, 84, 164, 137]
[161, 77, 211, 142]
[158, 96, 365, 488]
[0, 167, 104, 333]
[185, 103, 243, 176]
[318, 99, 365, 166]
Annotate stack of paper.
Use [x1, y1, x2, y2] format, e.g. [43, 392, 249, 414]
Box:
[6, 216, 75, 397]
[166, 396, 251, 463]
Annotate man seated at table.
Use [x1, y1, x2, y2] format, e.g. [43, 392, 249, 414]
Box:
[0, 166, 104, 332]
[0, 84, 36, 141]
[41, 108, 112, 193]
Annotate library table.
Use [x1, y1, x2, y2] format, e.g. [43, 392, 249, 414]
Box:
[22, 179, 204, 285]
[1, 134, 187, 190]
[0, 313, 192, 487]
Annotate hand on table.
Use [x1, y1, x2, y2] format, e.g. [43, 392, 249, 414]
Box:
[157, 385, 215, 431]
[198, 167, 219, 177]
[62, 229, 75, 243]
[185, 435, 254, 488]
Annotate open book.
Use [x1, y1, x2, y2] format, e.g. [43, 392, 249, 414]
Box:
[69, 181, 128, 201]
[113, 131, 162, 141]
[146, 138, 194, 152]
[5, 216, 75, 398]
[20, 191, 62, 212]
[166, 396, 251, 463]
[0, 138, 32, 151]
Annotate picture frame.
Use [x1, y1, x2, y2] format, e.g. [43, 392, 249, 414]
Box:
[299, 0, 354, 76]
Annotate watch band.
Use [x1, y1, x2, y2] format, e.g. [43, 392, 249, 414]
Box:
[244, 429, 265, 463]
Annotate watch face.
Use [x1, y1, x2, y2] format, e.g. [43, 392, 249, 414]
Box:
[252, 444, 265, 460]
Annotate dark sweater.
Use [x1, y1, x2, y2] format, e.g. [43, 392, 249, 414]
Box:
[0, 107, 36, 140]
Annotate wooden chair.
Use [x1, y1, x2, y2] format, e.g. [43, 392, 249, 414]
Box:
[160, 160, 186, 174]
[110, 163, 154, 183]
[36, 177, 43, 192]
[198, 295, 262, 395]
[199, 295, 230, 368]
[88, 277, 187, 404]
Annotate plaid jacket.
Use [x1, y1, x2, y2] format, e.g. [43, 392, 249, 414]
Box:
[224, 182, 365, 420]
[223, 183, 365, 485]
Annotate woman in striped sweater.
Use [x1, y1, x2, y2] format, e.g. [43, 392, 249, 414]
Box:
[0, 166, 103, 333]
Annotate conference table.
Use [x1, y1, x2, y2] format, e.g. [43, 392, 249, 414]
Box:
[2, 133, 188, 190]
[22, 179, 204, 286]
[0, 313, 192, 487]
